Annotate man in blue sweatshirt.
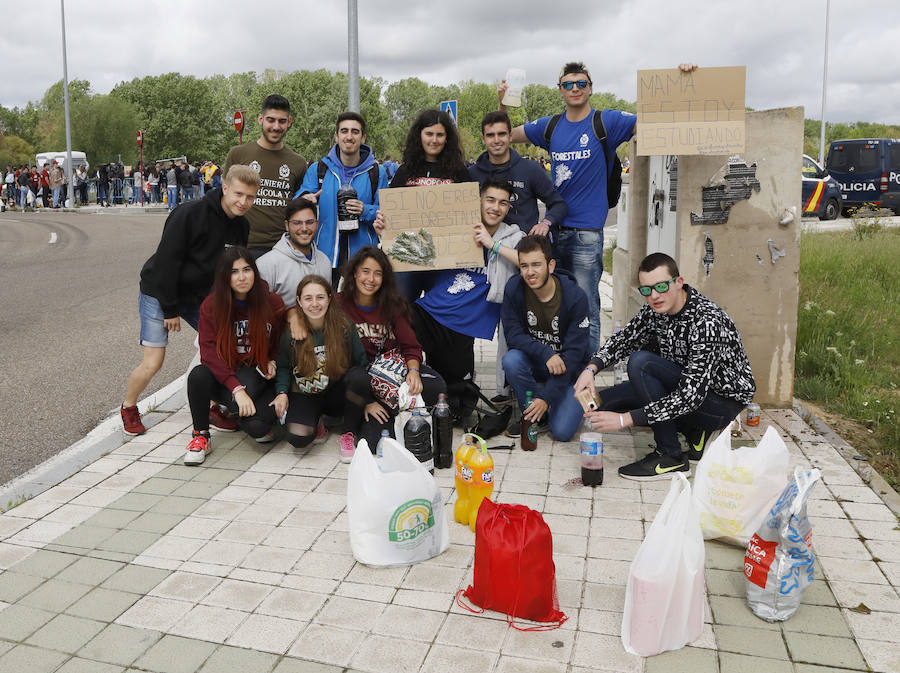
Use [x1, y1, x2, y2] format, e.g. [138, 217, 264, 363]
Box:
[501, 235, 591, 442]
[468, 111, 567, 238]
[295, 112, 388, 285]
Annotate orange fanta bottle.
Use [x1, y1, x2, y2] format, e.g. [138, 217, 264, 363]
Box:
[453, 433, 479, 524]
[467, 436, 493, 532]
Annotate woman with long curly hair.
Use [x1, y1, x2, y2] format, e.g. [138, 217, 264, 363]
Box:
[389, 108, 473, 300]
[272, 275, 368, 452]
[185, 247, 285, 465]
[338, 246, 446, 459]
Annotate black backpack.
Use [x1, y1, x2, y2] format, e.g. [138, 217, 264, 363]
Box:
[316, 161, 380, 201]
[543, 109, 623, 208]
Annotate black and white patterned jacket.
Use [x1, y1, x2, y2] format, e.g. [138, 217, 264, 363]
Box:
[589, 285, 756, 425]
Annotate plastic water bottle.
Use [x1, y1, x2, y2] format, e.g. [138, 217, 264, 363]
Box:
[466, 436, 493, 532]
[403, 409, 433, 474]
[453, 434, 478, 524]
[520, 390, 538, 451]
[376, 429, 389, 464]
[580, 418, 604, 487]
[432, 393, 453, 469]
[613, 320, 628, 385]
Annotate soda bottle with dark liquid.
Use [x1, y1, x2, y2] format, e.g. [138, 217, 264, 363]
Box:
[579, 418, 603, 486]
[432, 393, 453, 469]
[520, 390, 538, 451]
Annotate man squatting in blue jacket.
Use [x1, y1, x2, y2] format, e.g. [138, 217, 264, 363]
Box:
[295, 112, 389, 287]
[501, 235, 591, 441]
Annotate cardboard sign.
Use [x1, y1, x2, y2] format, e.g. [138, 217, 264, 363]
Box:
[636, 66, 746, 156]
[379, 183, 483, 271]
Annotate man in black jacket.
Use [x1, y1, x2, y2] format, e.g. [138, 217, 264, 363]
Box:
[575, 252, 756, 480]
[501, 235, 590, 442]
[120, 165, 260, 436]
[468, 111, 566, 238]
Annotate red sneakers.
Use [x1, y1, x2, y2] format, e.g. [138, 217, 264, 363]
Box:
[121, 405, 146, 436]
[209, 405, 238, 432]
[184, 431, 211, 466]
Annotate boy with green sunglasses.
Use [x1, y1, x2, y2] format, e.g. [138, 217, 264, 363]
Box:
[574, 252, 756, 480]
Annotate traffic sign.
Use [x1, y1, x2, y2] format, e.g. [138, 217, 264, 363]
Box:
[440, 100, 458, 126]
[136, 130, 143, 146]
[233, 110, 244, 133]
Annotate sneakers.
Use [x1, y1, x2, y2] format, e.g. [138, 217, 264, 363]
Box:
[504, 416, 521, 438]
[313, 419, 329, 444]
[490, 394, 512, 407]
[209, 405, 238, 432]
[121, 404, 146, 436]
[339, 432, 356, 463]
[683, 428, 709, 462]
[254, 429, 275, 443]
[618, 450, 690, 481]
[184, 431, 211, 466]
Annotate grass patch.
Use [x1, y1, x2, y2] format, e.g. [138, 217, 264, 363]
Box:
[796, 227, 900, 488]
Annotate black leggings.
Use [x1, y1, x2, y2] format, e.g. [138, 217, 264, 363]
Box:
[283, 382, 348, 449]
[187, 364, 277, 438]
[343, 364, 446, 451]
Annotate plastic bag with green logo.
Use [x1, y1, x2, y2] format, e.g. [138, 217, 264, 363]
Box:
[347, 436, 449, 567]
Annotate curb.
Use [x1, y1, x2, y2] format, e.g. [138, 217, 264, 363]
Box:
[0, 375, 186, 510]
[793, 397, 900, 517]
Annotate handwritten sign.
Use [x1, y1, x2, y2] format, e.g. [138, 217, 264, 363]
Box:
[636, 66, 746, 156]
[379, 183, 483, 271]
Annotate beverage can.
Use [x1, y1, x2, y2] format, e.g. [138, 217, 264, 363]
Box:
[746, 403, 761, 427]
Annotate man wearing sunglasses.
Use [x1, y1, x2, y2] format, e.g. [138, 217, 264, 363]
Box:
[574, 252, 755, 480]
[501, 62, 636, 354]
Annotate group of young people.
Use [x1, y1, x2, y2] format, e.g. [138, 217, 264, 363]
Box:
[122, 61, 758, 481]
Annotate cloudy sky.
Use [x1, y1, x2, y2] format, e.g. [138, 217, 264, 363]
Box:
[3, 0, 898, 125]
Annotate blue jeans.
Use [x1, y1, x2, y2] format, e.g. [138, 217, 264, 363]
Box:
[502, 349, 585, 441]
[97, 182, 107, 204]
[150, 185, 160, 203]
[138, 292, 200, 347]
[598, 350, 745, 458]
[52, 187, 63, 207]
[167, 186, 178, 210]
[555, 228, 603, 353]
[19, 186, 28, 208]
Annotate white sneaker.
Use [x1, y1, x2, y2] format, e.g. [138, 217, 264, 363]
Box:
[254, 429, 275, 444]
[184, 432, 211, 466]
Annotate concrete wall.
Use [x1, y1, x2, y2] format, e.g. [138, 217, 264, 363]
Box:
[622, 107, 804, 406]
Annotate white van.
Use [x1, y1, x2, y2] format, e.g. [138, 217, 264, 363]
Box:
[35, 151, 89, 172]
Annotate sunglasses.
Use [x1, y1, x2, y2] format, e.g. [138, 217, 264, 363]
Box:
[638, 277, 679, 296]
[559, 79, 590, 90]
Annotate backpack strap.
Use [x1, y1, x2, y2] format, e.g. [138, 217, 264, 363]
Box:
[543, 113, 563, 146]
[319, 161, 380, 202]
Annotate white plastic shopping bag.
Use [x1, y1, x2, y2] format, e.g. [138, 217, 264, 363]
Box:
[622, 473, 705, 657]
[745, 466, 821, 622]
[347, 437, 449, 567]
[692, 423, 789, 547]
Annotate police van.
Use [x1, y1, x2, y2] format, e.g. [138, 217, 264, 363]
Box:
[825, 138, 900, 215]
[802, 154, 842, 220]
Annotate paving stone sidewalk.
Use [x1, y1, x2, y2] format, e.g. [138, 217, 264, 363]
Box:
[0, 275, 897, 673]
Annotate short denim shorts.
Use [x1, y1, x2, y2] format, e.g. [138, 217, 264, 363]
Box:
[138, 292, 200, 347]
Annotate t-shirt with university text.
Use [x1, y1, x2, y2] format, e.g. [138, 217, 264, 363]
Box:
[524, 277, 562, 352]
[223, 141, 306, 249]
[524, 109, 635, 230]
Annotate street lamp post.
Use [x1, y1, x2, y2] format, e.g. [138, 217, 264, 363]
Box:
[60, 0, 74, 207]
[818, 0, 831, 165]
[348, 0, 360, 113]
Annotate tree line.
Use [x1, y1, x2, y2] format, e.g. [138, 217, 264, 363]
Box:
[0, 68, 897, 168]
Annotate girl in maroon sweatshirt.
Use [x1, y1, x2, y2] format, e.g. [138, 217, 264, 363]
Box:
[185, 247, 285, 465]
[338, 246, 445, 455]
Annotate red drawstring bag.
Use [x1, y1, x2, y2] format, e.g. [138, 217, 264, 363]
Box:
[457, 499, 567, 630]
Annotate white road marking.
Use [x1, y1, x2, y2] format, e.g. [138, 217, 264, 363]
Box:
[49, 232, 58, 244]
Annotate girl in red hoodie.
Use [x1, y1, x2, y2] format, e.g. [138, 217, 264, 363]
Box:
[185, 247, 285, 465]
